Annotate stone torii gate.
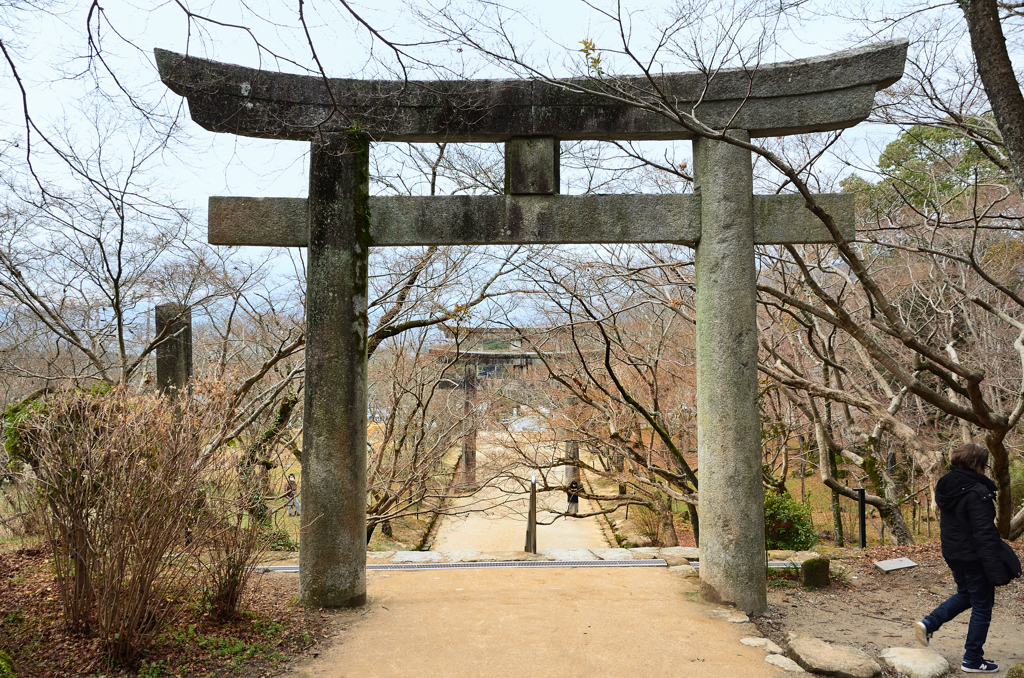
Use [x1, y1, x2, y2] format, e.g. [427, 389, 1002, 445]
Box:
[156, 40, 907, 615]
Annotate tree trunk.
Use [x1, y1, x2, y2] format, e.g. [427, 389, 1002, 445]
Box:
[686, 502, 700, 546]
[657, 493, 679, 547]
[958, 0, 1024, 196]
[827, 444, 845, 546]
[867, 436, 916, 545]
[985, 430, 1013, 536]
[879, 503, 915, 545]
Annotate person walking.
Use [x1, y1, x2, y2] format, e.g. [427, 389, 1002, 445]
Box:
[566, 480, 581, 519]
[282, 473, 301, 517]
[915, 443, 1018, 673]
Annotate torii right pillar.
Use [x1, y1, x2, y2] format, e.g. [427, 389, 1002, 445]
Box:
[694, 131, 766, 614]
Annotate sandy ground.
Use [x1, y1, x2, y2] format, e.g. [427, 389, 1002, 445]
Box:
[272, 439, 783, 678]
[275, 567, 784, 678]
[430, 477, 608, 552]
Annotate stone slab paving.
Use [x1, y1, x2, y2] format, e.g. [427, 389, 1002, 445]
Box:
[275, 567, 787, 678]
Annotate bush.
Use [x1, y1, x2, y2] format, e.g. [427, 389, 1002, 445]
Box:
[0, 649, 14, 678]
[27, 385, 230, 662]
[202, 498, 276, 621]
[631, 505, 663, 546]
[764, 490, 817, 551]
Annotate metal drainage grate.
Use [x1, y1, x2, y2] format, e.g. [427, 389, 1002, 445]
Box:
[257, 559, 668, 573]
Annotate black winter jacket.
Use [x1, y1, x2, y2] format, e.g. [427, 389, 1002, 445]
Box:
[935, 466, 1004, 583]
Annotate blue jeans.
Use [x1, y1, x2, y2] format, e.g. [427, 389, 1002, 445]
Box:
[922, 563, 994, 664]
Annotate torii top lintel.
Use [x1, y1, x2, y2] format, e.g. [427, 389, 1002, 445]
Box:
[155, 40, 907, 143]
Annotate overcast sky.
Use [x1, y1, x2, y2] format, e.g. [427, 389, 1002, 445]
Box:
[0, 0, 970, 232]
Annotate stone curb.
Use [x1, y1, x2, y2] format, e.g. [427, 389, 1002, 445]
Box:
[348, 547, 830, 565]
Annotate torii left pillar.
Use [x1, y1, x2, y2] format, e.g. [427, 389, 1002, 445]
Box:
[301, 135, 370, 607]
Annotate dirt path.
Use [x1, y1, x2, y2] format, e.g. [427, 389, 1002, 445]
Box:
[430, 480, 607, 551]
[758, 542, 1024, 672]
[431, 438, 608, 552]
[275, 567, 784, 678]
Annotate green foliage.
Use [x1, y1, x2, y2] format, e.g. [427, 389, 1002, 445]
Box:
[1010, 454, 1024, 512]
[0, 649, 14, 678]
[267, 528, 298, 552]
[842, 120, 1009, 216]
[172, 621, 284, 667]
[764, 490, 817, 551]
[2, 398, 44, 468]
[137, 660, 168, 677]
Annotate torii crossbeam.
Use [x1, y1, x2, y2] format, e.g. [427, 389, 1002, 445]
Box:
[156, 40, 907, 615]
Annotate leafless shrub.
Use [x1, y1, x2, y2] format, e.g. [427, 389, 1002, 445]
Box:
[630, 505, 663, 547]
[0, 469, 45, 540]
[200, 462, 274, 621]
[25, 383, 229, 663]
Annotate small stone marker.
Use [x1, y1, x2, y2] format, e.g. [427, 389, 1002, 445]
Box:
[878, 648, 948, 678]
[873, 557, 917, 573]
[786, 633, 881, 678]
[800, 557, 831, 588]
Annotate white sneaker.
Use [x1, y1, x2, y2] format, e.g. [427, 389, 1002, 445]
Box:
[961, 660, 998, 673]
[915, 621, 932, 647]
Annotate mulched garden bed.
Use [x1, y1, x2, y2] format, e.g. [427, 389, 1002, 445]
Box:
[0, 544, 332, 677]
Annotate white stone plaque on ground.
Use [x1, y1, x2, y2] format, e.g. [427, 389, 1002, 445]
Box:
[873, 557, 917, 573]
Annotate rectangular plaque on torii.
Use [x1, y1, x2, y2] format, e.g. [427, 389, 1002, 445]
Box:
[156, 39, 907, 614]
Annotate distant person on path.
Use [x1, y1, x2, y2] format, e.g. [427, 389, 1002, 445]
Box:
[915, 443, 1018, 673]
[566, 480, 581, 519]
[282, 473, 301, 517]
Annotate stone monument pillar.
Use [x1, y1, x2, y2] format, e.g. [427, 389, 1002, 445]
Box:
[299, 135, 369, 608]
[154, 303, 192, 396]
[693, 132, 767, 614]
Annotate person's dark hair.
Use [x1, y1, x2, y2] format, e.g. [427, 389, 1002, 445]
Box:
[950, 443, 989, 470]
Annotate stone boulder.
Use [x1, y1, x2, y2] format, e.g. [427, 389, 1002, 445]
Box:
[800, 557, 831, 588]
[629, 547, 661, 559]
[878, 648, 948, 678]
[667, 564, 698, 579]
[537, 548, 594, 561]
[659, 546, 700, 563]
[766, 654, 807, 672]
[1006, 661, 1024, 678]
[741, 637, 784, 654]
[590, 548, 633, 560]
[769, 549, 797, 561]
[786, 633, 881, 678]
[391, 550, 443, 563]
[704, 608, 749, 624]
[439, 550, 482, 563]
